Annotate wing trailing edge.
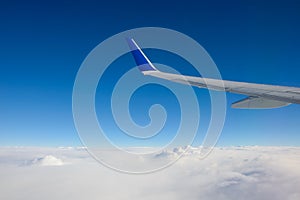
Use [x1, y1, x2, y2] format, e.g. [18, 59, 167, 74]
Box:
[231, 97, 290, 109]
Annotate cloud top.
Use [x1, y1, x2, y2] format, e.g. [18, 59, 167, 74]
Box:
[29, 155, 64, 166]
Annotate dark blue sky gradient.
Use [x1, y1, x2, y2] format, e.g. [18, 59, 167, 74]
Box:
[0, 0, 300, 146]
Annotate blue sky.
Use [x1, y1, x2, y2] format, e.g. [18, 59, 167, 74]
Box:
[0, 0, 300, 146]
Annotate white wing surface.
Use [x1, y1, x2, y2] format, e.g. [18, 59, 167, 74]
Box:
[127, 38, 300, 109]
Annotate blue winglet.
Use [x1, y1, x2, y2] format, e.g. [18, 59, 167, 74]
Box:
[126, 38, 158, 73]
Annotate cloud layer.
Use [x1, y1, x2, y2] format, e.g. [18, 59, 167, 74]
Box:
[0, 146, 299, 200]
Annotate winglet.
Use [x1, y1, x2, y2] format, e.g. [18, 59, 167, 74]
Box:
[126, 38, 158, 73]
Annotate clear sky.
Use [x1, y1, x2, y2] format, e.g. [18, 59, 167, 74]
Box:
[0, 0, 300, 147]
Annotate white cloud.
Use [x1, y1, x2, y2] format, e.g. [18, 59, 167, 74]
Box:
[28, 155, 64, 166]
[0, 146, 299, 200]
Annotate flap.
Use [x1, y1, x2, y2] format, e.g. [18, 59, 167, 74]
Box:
[231, 96, 290, 109]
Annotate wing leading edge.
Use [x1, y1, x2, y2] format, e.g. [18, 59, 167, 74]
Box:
[126, 38, 300, 109]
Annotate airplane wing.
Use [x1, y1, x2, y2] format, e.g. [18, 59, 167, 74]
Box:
[127, 38, 300, 109]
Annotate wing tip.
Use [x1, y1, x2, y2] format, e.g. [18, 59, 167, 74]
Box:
[126, 38, 158, 73]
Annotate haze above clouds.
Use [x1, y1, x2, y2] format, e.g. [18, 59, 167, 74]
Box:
[0, 146, 299, 200]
